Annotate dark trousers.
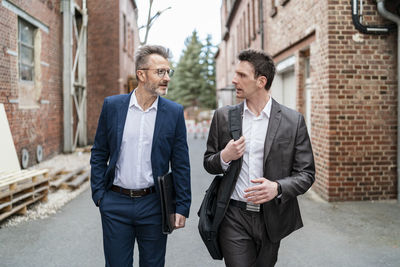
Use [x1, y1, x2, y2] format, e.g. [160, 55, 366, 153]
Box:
[99, 190, 167, 267]
[219, 205, 280, 267]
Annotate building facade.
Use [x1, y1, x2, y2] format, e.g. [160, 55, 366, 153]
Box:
[87, 0, 139, 144]
[216, 0, 398, 201]
[0, 0, 139, 168]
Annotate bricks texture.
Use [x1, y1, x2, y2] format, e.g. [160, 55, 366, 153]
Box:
[0, 0, 139, 167]
[0, 0, 63, 167]
[87, 0, 138, 143]
[216, 0, 397, 201]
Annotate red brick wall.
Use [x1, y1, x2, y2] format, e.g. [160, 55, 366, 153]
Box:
[0, 0, 63, 167]
[265, 0, 333, 201]
[119, 0, 139, 93]
[216, 0, 398, 201]
[87, 0, 120, 143]
[87, 0, 139, 144]
[1, 0, 140, 167]
[324, 0, 397, 200]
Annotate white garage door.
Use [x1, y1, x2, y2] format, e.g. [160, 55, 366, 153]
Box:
[271, 70, 296, 111]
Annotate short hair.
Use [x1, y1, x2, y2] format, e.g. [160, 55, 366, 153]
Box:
[238, 49, 275, 90]
[135, 45, 172, 79]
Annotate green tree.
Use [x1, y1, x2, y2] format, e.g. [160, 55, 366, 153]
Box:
[168, 30, 216, 109]
[199, 34, 217, 109]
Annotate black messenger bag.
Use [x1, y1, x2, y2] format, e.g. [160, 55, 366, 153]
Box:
[197, 106, 242, 260]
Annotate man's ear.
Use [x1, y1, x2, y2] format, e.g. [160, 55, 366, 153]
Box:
[257, 76, 267, 89]
[137, 70, 146, 82]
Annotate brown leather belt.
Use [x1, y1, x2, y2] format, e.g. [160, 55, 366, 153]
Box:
[111, 185, 156, 198]
[229, 199, 261, 213]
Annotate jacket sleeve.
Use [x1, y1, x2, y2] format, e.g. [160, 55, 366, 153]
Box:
[90, 98, 110, 206]
[203, 109, 225, 175]
[171, 106, 191, 217]
[278, 114, 315, 204]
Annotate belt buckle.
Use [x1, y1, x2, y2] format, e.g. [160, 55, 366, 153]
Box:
[246, 202, 260, 212]
[130, 190, 140, 198]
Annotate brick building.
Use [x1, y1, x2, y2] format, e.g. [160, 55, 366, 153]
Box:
[0, 0, 139, 168]
[87, 0, 139, 144]
[215, 0, 399, 201]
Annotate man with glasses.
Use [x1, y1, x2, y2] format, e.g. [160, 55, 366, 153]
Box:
[91, 45, 191, 267]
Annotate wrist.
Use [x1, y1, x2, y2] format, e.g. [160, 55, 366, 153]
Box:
[221, 149, 230, 163]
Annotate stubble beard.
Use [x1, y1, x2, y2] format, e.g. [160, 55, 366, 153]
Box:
[145, 82, 167, 96]
[156, 87, 168, 96]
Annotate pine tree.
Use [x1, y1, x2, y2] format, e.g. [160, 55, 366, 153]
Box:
[168, 31, 203, 107]
[199, 34, 216, 109]
[167, 30, 216, 109]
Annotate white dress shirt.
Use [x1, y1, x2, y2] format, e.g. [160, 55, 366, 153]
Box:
[221, 98, 272, 202]
[114, 90, 158, 189]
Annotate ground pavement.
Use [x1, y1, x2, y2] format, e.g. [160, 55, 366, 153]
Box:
[0, 137, 399, 266]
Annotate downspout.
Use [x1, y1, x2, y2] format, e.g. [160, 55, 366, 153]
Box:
[377, 0, 400, 203]
[259, 0, 264, 50]
[351, 0, 396, 34]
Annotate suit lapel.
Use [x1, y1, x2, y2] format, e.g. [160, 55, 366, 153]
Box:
[263, 98, 281, 165]
[116, 92, 132, 154]
[152, 96, 166, 149]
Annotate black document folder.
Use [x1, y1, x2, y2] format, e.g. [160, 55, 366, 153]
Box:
[157, 172, 176, 234]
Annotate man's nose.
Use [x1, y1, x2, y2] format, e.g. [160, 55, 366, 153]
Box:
[163, 72, 171, 81]
[232, 75, 238, 85]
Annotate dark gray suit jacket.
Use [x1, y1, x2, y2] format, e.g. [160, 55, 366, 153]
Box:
[203, 98, 315, 242]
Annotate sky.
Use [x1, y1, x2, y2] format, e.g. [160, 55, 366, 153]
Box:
[135, 0, 222, 62]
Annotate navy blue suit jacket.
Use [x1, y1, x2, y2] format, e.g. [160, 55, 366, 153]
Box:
[90, 92, 191, 217]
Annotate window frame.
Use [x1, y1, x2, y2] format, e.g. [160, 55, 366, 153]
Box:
[18, 18, 35, 82]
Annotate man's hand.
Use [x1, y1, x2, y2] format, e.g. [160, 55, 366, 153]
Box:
[221, 136, 245, 163]
[174, 213, 186, 230]
[243, 178, 278, 204]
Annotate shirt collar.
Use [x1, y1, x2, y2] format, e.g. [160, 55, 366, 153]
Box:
[129, 89, 158, 111]
[243, 97, 272, 118]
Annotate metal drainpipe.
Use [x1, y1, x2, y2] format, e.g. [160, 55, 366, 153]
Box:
[377, 0, 400, 203]
[352, 0, 396, 34]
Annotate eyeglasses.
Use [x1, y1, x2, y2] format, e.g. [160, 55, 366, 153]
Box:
[139, 68, 175, 78]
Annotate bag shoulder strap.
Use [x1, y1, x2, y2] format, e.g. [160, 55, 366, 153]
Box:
[210, 105, 243, 232]
[228, 105, 242, 141]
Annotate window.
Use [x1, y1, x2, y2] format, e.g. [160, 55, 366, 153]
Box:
[123, 14, 127, 51]
[232, 34, 235, 64]
[131, 29, 134, 57]
[242, 15, 246, 49]
[252, 0, 257, 38]
[258, 0, 263, 26]
[18, 19, 35, 81]
[127, 23, 131, 56]
[247, 3, 251, 45]
[236, 24, 240, 53]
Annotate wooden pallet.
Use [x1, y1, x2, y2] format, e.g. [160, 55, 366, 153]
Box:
[64, 169, 90, 189]
[0, 169, 49, 221]
[50, 166, 89, 190]
[48, 167, 67, 181]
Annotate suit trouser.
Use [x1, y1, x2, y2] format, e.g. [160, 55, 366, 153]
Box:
[219, 204, 280, 267]
[99, 189, 167, 267]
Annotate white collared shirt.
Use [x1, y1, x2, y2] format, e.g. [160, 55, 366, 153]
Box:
[221, 98, 272, 202]
[114, 90, 158, 189]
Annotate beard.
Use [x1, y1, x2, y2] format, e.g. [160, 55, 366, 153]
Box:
[145, 82, 168, 96]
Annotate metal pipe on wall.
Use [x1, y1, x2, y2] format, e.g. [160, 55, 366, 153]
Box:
[351, 0, 396, 34]
[377, 0, 400, 203]
[62, 0, 73, 153]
